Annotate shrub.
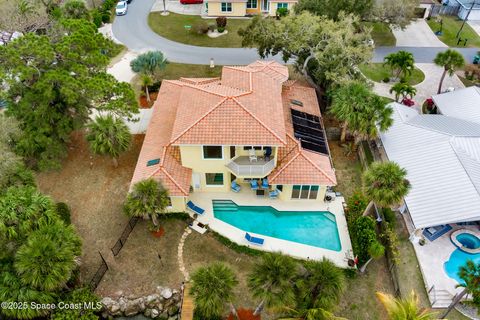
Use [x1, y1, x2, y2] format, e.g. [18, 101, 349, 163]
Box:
[216, 16, 227, 28]
[276, 7, 289, 17]
[382, 208, 396, 229]
[345, 191, 369, 223]
[101, 10, 111, 23]
[193, 22, 209, 34]
[354, 216, 378, 265]
[147, 81, 162, 93]
[103, 0, 116, 10]
[218, 26, 225, 33]
[63, 0, 90, 20]
[91, 9, 103, 27]
[382, 77, 390, 83]
[56, 202, 71, 225]
[208, 23, 216, 32]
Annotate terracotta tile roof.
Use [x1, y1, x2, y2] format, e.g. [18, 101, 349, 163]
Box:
[129, 81, 192, 196]
[269, 82, 337, 186]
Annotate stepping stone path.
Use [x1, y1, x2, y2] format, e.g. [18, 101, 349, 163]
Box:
[178, 227, 192, 281]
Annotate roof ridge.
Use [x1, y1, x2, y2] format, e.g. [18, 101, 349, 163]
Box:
[170, 97, 228, 144]
[269, 152, 300, 181]
[160, 166, 189, 196]
[231, 96, 286, 145]
[449, 138, 480, 197]
[298, 150, 336, 185]
[182, 82, 228, 98]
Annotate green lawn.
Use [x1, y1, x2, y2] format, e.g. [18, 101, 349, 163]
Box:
[148, 13, 251, 48]
[427, 16, 480, 48]
[359, 63, 425, 85]
[361, 22, 396, 46]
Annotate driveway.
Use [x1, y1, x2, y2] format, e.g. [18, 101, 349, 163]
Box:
[392, 19, 447, 47]
[151, 0, 205, 15]
[468, 20, 480, 37]
[112, 0, 479, 64]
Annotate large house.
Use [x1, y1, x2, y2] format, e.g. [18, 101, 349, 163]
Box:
[130, 61, 337, 212]
[206, 0, 297, 17]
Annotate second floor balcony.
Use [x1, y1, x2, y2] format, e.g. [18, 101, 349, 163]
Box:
[226, 155, 276, 177]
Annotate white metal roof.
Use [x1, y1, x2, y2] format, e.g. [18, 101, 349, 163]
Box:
[432, 86, 480, 125]
[379, 103, 480, 229]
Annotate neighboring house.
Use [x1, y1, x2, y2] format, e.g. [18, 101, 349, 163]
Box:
[379, 100, 480, 231]
[130, 61, 336, 212]
[432, 86, 480, 124]
[442, 0, 480, 20]
[206, 0, 297, 17]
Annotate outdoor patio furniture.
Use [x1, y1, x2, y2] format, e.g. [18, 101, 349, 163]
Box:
[249, 149, 258, 162]
[261, 178, 269, 189]
[187, 201, 205, 215]
[245, 232, 264, 245]
[422, 224, 452, 242]
[250, 179, 259, 190]
[269, 189, 279, 199]
[231, 180, 241, 193]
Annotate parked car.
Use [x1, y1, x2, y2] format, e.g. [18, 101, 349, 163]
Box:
[474, 51, 480, 64]
[126, 0, 132, 3]
[115, 1, 128, 15]
[180, 0, 203, 4]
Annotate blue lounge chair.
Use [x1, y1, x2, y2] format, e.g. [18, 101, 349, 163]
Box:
[269, 189, 279, 199]
[187, 201, 205, 215]
[250, 180, 259, 190]
[261, 178, 269, 189]
[245, 232, 264, 245]
[231, 180, 241, 193]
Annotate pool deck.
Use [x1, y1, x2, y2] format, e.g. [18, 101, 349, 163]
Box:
[187, 190, 354, 268]
[411, 224, 479, 308]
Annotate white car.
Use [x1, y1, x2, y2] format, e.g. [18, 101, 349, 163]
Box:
[115, 1, 128, 16]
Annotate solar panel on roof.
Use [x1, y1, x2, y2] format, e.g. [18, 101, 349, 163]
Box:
[290, 109, 329, 155]
[147, 158, 160, 166]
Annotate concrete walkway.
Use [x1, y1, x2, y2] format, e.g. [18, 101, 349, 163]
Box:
[177, 227, 191, 281]
[392, 19, 447, 47]
[372, 63, 465, 108]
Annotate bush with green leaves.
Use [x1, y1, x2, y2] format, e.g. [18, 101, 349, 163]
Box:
[276, 7, 289, 17]
[216, 16, 227, 28]
[51, 288, 101, 320]
[354, 216, 380, 264]
[56, 202, 72, 225]
[345, 191, 369, 222]
[62, 0, 90, 20]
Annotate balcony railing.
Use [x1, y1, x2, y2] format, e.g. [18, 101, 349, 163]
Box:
[226, 155, 276, 177]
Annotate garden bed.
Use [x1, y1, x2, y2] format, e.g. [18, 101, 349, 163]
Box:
[359, 63, 425, 85]
[148, 13, 250, 48]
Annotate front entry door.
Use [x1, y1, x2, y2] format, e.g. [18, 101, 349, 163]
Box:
[262, 0, 269, 12]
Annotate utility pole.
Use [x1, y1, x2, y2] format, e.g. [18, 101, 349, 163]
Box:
[456, 0, 476, 38]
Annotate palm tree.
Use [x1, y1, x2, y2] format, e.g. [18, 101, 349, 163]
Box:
[389, 82, 417, 102]
[363, 161, 411, 209]
[86, 114, 131, 168]
[278, 307, 347, 320]
[123, 178, 170, 228]
[434, 49, 465, 94]
[140, 74, 153, 102]
[377, 290, 438, 320]
[330, 82, 393, 144]
[359, 241, 385, 273]
[384, 51, 415, 80]
[190, 263, 238, 320]
[296, 259, 345, 311]
[248, 252, 297, 316]
[130, 50, 168, 81]
[441, 260, 480, 318]
[14, 219, 82, 291]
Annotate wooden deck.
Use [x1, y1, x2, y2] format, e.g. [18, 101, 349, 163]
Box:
[180, 283, 194, 320]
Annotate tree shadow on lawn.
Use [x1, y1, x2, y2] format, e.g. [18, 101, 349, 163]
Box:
[36, 132, 145, 283]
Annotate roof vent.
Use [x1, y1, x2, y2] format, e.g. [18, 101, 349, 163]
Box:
[146, 158, 160, 166]
[290, 99, 303, 107]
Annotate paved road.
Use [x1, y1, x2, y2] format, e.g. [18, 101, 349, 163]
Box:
[112, 0, 479, 65]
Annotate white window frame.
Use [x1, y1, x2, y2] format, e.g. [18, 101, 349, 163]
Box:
[221, 2, 232, 12]
[277, 2, 288, 9]
[205, 173, 225, 186]
[291, 185, 320, 200]
[247, 0, 257, 9]
[202, 145, 224, 160]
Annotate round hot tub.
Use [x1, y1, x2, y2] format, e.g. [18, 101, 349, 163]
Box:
[451, 229, 480, 254]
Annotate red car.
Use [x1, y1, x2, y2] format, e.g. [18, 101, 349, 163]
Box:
[180, 0, 203, 4]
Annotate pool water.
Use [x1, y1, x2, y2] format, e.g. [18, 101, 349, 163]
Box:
[456, 233, 480, 249]
[212, 200, 341, 251]
[444, 249, 480, 284]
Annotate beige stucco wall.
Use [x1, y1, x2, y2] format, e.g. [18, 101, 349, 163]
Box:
[167, 196, 187, 212]
[274, 184, 327, 202]
[268, 1, 295, 15]
[207, 2, 247, 16]
[180, 145, 231, 193]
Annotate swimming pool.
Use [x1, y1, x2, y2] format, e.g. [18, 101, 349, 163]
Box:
[212, 200, 342, 251]
[456, 233, 480, 250]
[444, 249, 480, 285]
